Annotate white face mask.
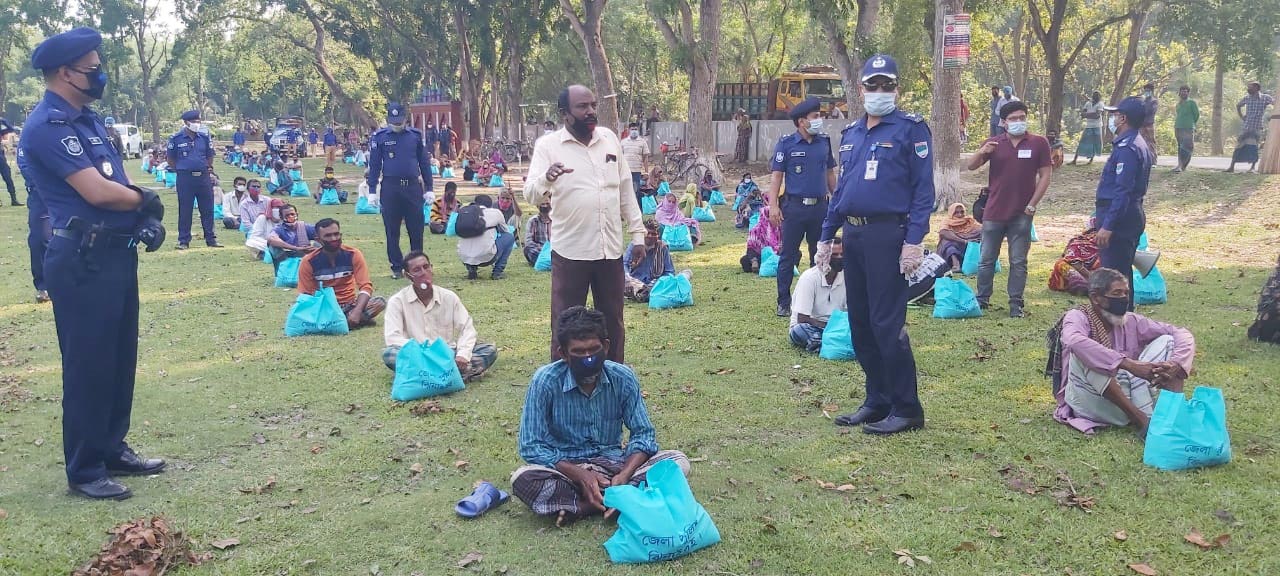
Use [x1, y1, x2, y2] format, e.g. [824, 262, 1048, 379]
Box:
[187, 122, 202, 133]
[235, 184, 246, 192]
[807, 118, 825, 134]
[1006, 120, 1028, 136]
[630, 131, 639, 139]
[863, 92, 898, 117]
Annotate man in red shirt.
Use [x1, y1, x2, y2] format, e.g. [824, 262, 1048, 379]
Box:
[965, 100, 1052, 317]
[297, 218, 386, 329]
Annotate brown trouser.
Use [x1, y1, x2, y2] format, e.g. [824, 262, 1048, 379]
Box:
[550, 252, 626, 363]
[1140, 125, 1158, 157]
[325, 145, 337, 167]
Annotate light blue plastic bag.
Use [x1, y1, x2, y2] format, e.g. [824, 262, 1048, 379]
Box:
[602, 459, 720, 564]
[649, 274, 694, 309]
[1030, 223, 1039, 242]
[442, 167, 455, 179]
[164, 171, 176, 188]
[274, 257, 300, 288]
[431, 165, 440, 175]
[534, 242, 553, 271]
[662, 224, 693, 252]
[319, 187, 340, 205]
[757, 246, 796, 278]
[445, 211, 459, 237]
[262, 248, 274, 264]
[932, 277, 983, 319]
[692, 206, 716, 223]
[708, 190, 726, 205]
[213, 203, 224, 220]
[1143, 387, 1231, 471]
[289, 169, 302, 180]
[749, 212, 760, 231]
[390, 339, 466, 401]
[961, 242, 1001, 275]
[1138, 232, 1149, 251]
[657, 181, 670, 196]
[290, 181, 311, 198]
[284, 287, 350, 337]
[154, 169, 164, 183]
[355, 195, 380, 214]
[488, 174, 504, 187]
[819, 310, 856, 361]
[642, 196, 658, 215]
[1134, 265, 1167, 305]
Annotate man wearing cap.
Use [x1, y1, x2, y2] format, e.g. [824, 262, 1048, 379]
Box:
[766, 96, 836, 317]
[322, 125, 338, 167]
[367, 102, 433, 279]
[818, 54, 934, 435]
[168, 110, 222, 250]
[20, 27, 169, 500]
[0, 116, 22, 206]
[1095, 96, 1154, 311]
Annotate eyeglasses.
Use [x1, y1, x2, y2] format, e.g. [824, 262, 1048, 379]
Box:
[72, 65, 102, 75]
[862, 80, 898, 92]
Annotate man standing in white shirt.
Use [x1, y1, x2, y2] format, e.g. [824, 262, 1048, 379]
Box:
[619, 122, 650, 206]
[382, 251, 497, 378]
[524, 85, 646, 363]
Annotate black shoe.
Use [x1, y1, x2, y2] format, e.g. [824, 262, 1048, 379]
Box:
[466, 268, 479, 280]
[834, 407, 889, 427]
[106, 448, 166, 476]
[776, 304, 791, 317]
[390, 269, 402, 280]
[206, 241, 225, 248]
[863, 416, 925, 435]
[69, 477, 132, 500]
[10, 200, 23, 207]
[35, 290, 50, 304]
[177, 243, 189, 250]
[491, 270, 506, 280]
[1009, 305, 1025, 318]
[978, 300, 990, 310]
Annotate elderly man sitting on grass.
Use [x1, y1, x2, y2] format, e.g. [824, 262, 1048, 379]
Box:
[511, 306, 690, 526]
[1054, 267, 1196, 439]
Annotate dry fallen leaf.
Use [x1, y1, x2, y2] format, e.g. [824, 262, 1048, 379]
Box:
[834, 484, 857, 492]
[1184, 530, 1230, 550]
[454, 460, 470, 471]
[410, 400, 444, 416]
[310, 444, 323, 454]
[0, 509, 7, 519]
[1114, 530, 1129, 541]
[72, 516, 210, 575]
[953, 541, 978, 552]
[456, 551, 483, 568]
[237, 476, 277, 495]
[1127, 562, 1158, 575]
[210, 538, 240, 550]
[987, 526, 1005, 539]
[409, 463, 424, 476]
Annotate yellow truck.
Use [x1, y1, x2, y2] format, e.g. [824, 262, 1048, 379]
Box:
[713, 66, 849, 120]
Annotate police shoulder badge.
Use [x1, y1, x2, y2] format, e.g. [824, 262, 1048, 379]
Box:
[914, 141, 929, 159]
[775, 151, 784, 163]
[102, 161, 114, 177]
[62, 136, 84, 156]
[1115, 162, 1124, 174]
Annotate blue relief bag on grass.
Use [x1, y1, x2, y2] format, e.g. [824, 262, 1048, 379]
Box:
[657, 181, 670, 196]
[213, 203, 224, 220]
[534, 242, 553, 271]
[1143, 387, 1231, 471]
[355, 195, 380, 214]
[391, 338, 466, 401]
[431, 164, 440, 175]
[1134, 265, 1167, 305]
[319, 187, 340, 205]
[274, 257, 300, 288]
[164, 171, 176, 188]
[692, 206, 716, 223]
[662, 224, 693, 252]
[961, 242, 1001, 275]
[648, 274, 693, 309]
[488, 174, 504, 187]
[708, 190, 726, 205]
[642, 195, 658, 215]
[290, 180, 312, 198]
[819, 309, 856, 361]
[442, 167, 455, 179]
[445, 211, 459, 237]
[932, 277, 983, 319]
[284, 287, 350, 337]
[757, 246, 796, 278]
[602, 459, 720, 564]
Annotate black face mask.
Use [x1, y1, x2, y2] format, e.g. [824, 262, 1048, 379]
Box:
[71, 67, 109, 100]
[828, 259, 844, 274]
[568, 352, 605, 380]
[1104, 296, 1129, 316]
[538, 205, 551, 215]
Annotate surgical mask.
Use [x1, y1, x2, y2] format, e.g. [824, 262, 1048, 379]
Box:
[1006, 121, 1028, 136]
[630, 131, 639, 139]
[1104, 296, 1129, 316]
[744, 177, 752, 184]
[72, 67, 108, 100]
[568, 351, 606, 380]
[390, 123, 406, 133]
[235, 184, 246, 192]
[1108, 116, 1118, 134]
[187, 122, 202, 133]
[807, 118, 825, 134]
[863, 92, 897, 117]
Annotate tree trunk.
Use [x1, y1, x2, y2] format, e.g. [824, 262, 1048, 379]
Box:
[1211, 45, 1225, 155]
[650, 0, 721, 180]
[507, 40, 525, 145]
[931, 0, 963, 209]
[816, 0, 879, 118]
[293, 0, 375, 131]
[454, 6, 481, 146]
[560, 0, 620, 133]
[1026, 0, 1128, 135]
[1109, 1, 1154, 104]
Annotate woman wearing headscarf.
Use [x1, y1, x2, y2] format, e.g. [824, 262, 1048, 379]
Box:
[656, 192, 702, 245]
[742, 204, 781, 272]
[678, 183, 702, 218]
[497, 187, 523, 238]
[937, 203, 982, 271]
[1049, 222, 1102, 296]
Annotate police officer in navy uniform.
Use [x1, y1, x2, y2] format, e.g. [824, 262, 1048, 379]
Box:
[19, 27, 168, 500]
[15, 146, 52, 303]
[766, 96, 837, 317]
[1096, 96, 1153, 311]
[0, 116, 22, 206]
[366, 102, 433, 279]
[168, 109, 222, 249]
[818, 54, 934, 436]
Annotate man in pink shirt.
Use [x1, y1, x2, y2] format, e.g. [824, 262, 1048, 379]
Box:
[1055, 268, 1196, 439]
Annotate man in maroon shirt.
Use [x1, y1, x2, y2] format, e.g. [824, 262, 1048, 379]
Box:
[965, 100, 1052, 317]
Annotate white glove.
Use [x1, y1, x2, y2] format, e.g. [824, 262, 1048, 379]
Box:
[899, 243, 925, 277]
[815, 240, 834, 273]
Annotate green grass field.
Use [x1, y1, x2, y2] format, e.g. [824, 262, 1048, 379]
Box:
[1, 154, 1278, 575]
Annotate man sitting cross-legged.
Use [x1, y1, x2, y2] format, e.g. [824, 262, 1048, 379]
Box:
[511, 306, 690, 526]
[382, 250, 498, 379]
[1055, 267, 1196, 439]
[297, 218, 386, 329]
[789, 238, 847, 353]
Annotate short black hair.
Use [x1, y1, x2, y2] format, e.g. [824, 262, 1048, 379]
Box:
[444, 181, 457, 193]
[233, 176, 246, 185]
[556, 306, 608, 348]
[1179, 85, 1190, 91]
[280, 203, 298, 215]
[474, 194, 493, 207]
[999, 100, 1028, 119]
[247, 179, 261, 188]
[315, 218, 339, 231]
[558, 88, 571, 113]
[1143, 82, 1155, 90]
[403, 250, 430, 268]
[628, 122, 639, 129]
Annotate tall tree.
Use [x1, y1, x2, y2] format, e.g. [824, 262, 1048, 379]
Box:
[809, 0, 882, 117]
[278, 0, 377, 130]
[0, 0, 65, 110]
[648, 0, 722, 179]
[559, 0, 620, 132]
[930, 0, 963, 208]
[1108, 0, 1158, 104]
[1026, 0, 1130, 135]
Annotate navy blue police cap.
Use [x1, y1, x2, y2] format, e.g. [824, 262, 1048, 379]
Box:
[1103, 96, 1146, 127]
[789, 97, 821, 121]
[387, 102, 406, 124]
[31, 27, 103, 71]
[180, 110, 201, 122]
[861, 54, 898, 82]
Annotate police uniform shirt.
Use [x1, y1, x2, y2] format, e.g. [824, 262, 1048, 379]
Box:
[167, 128, 214, 172]
[769, 132, 835, 198]
[366, 127, 433, 192]
[824, 109, 935, 245]
[323, 131, 337, 147]
[1095, 128, 1152, 231]
[15, 146, 47, 218]
[19, 90, 133, 230]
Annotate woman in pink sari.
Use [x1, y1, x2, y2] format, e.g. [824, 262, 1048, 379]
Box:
[655, 192, 702, 245]
[741, 204, 780, 272]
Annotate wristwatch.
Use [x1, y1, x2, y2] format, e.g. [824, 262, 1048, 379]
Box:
[1025, 205, 1037, 213]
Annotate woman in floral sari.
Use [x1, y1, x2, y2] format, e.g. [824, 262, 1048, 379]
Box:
[741, 204, 781, 272]
[1049, 224, 1101, 296]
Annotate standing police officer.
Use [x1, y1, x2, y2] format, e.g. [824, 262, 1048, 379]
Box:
[15, 146, 51, 303]
[819, 55, 934, 436]
[20, 27, 168, 500]
[766, 96, 837, 317]
[367, 102, 433, 279]
[1096, 96, 1153, 311]
[168, 109, 222, 250]
[0, 116, 22, 206]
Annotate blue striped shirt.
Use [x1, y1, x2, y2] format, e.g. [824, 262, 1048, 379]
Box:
[518, 360, 660, 467]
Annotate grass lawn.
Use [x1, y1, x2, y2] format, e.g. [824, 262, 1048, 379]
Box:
[0, 153, 1278, 575]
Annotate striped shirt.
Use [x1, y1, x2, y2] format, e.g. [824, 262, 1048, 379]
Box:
[518, 360, 659, 467]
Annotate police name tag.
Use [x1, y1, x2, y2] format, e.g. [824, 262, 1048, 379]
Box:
[864, 160, 878, 180]
[790, 151, 806, 157]
[1018, 149, 1033, 159]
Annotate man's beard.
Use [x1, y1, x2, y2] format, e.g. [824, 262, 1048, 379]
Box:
[1099, 309, 1128, 327]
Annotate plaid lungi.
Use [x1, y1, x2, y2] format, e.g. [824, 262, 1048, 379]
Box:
[510, 450, 690, 521]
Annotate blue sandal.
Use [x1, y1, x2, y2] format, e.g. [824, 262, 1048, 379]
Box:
[455, 481, 510, 518]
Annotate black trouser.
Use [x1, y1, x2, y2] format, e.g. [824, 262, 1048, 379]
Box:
[28, 186, 50, 290]
[380, 180, 425, 272]
[1097, 201, 1146, 311]
[777, 197, 827, 307]
[0, 152, 18, 203]
[176, 171, 217, 245]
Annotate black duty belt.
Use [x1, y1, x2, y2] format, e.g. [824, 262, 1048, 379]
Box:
[53, 228, 138, 249]
[846, 214, 906, 227]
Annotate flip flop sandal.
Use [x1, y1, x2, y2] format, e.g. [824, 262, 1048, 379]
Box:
[455, 481, 510, 518]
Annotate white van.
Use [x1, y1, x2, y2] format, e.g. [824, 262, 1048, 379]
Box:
[111, 123, 144, 158]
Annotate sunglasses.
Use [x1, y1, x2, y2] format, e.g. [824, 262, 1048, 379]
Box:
[862, 80, 898, 92]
